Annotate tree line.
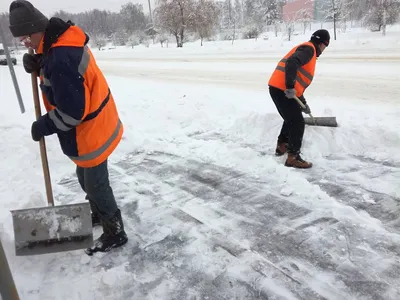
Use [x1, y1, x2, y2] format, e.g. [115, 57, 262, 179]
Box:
[0, 0, 399, 49]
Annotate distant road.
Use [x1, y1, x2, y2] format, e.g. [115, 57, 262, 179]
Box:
[97, 53, 400, 104]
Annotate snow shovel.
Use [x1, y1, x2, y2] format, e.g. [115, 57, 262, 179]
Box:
[294, 96, 338, 127]
[10, 49, 93, 256]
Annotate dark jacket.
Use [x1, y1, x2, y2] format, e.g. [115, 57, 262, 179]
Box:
[34, 17, 123, 167]
[285, 41, 321, 90]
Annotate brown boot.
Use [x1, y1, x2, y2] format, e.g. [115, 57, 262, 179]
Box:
[285, 153, 313, 168]
[275, 141, 288, 156]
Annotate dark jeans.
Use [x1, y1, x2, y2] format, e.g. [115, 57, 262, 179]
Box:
[76, 159, 118, 220]
[269, 86, 305, 154]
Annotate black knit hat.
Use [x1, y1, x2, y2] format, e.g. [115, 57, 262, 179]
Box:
[310, 29, 330, 46]
[8, 0, 49, 37]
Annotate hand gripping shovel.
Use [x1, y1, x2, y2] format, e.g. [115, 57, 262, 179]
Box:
[9, 49, 93, 256]
[294, 96, 338, 127]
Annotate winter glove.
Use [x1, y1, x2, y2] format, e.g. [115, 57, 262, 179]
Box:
[31, 121, 43, 142]
[302, 104, 311, 114]
[23, 53, 42, 74]
[284, 88, 296, 99]
[298, 95, 311, 114]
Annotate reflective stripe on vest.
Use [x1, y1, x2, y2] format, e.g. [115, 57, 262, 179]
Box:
[40, 45, 89, 85]
[69, 118, 122, 162]
[78, 46, 90, 76]
[48, 88, 110, 132]
[275, 58, 314, 89]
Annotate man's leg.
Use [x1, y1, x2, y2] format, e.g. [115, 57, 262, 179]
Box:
[83, 159, 128, 255]
[76, 165, 101, 226]
[82, 159, 118, 219]
[270, 87, 289, 156]
[269, 87, 312, 168]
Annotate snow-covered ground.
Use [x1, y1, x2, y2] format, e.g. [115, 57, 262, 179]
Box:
[1, 26, 400, 300]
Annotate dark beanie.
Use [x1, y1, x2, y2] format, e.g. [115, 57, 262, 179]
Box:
[310, 29, 330, 46]
[9, 0, 49, 37]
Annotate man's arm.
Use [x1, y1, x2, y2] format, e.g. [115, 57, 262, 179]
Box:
[33, 48, 88, 138]
[285, 45, 315, 89]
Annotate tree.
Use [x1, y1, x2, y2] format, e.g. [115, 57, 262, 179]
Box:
[154, 0, 196, 47]
[234, 0, 244, 28]
[328, 0, 343, 40]
[242, 0, 281, 40]
[243, 0, 264, 40]
[90, 34, 107, 50]
[111, 31, 129, 46]
[315, 0, 344, 40]
[364, 0, 400, 35]
[193, 0, 220, 45]
[120, 2, 148, 35]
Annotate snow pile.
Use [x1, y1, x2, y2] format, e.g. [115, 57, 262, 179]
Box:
[0, 25, 399, 299]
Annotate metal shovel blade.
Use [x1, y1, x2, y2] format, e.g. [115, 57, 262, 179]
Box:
[304, 116, 338, 127]
[10, 202, 93, 256]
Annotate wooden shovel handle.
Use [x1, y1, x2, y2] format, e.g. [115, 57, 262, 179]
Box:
[294, 95, 315, 121]
[28, 48, 54, 206]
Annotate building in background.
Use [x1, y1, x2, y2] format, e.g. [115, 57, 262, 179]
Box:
[282, 0, 331, 22]
[282, 0, 314, 22]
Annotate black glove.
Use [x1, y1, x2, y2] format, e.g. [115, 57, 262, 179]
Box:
[297, 95, 311, 114]
[31, 121, 43, 141]
[302, 104, 311, 114]
[23, 53, 42, 74]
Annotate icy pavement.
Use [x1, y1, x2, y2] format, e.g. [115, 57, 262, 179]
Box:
[44, 143, 400, 300]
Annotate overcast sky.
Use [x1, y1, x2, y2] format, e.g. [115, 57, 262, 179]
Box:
[0, 0, 153, 15]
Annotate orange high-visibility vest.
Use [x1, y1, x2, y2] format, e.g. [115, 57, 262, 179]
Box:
[268, 41, 317, 97]
[36, 25, 123, 168]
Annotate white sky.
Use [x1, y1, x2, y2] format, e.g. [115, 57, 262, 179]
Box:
[0, 0, 154, 15]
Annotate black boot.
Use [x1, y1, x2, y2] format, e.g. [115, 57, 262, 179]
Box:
[91, 212, 101, 227]
[89, 201, 101, 227]
[85, 209, 128, 256]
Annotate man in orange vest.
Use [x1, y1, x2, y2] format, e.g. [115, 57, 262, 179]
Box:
[9, 0, 127, 255]
[268, 29, 330, 168]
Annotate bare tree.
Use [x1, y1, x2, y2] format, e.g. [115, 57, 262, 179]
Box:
[193, 0, 220, 46]
[330, 0, 342, 40]
[120, 2, 148, 35]
[364, 0, 400, 35]
[90, 34, 107, 50]
[154, 0, 196, 47]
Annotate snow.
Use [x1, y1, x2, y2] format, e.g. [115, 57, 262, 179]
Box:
[1, 25, 400, 299]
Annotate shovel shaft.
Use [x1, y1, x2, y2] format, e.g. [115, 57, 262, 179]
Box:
[293, 95, 314, 119]
[29, 48, 54, 207]
[0, 239, 20, 300]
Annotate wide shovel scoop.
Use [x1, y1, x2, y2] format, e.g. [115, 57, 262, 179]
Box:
[10, 49, 93, 256]
[294, 96, 338, 127]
